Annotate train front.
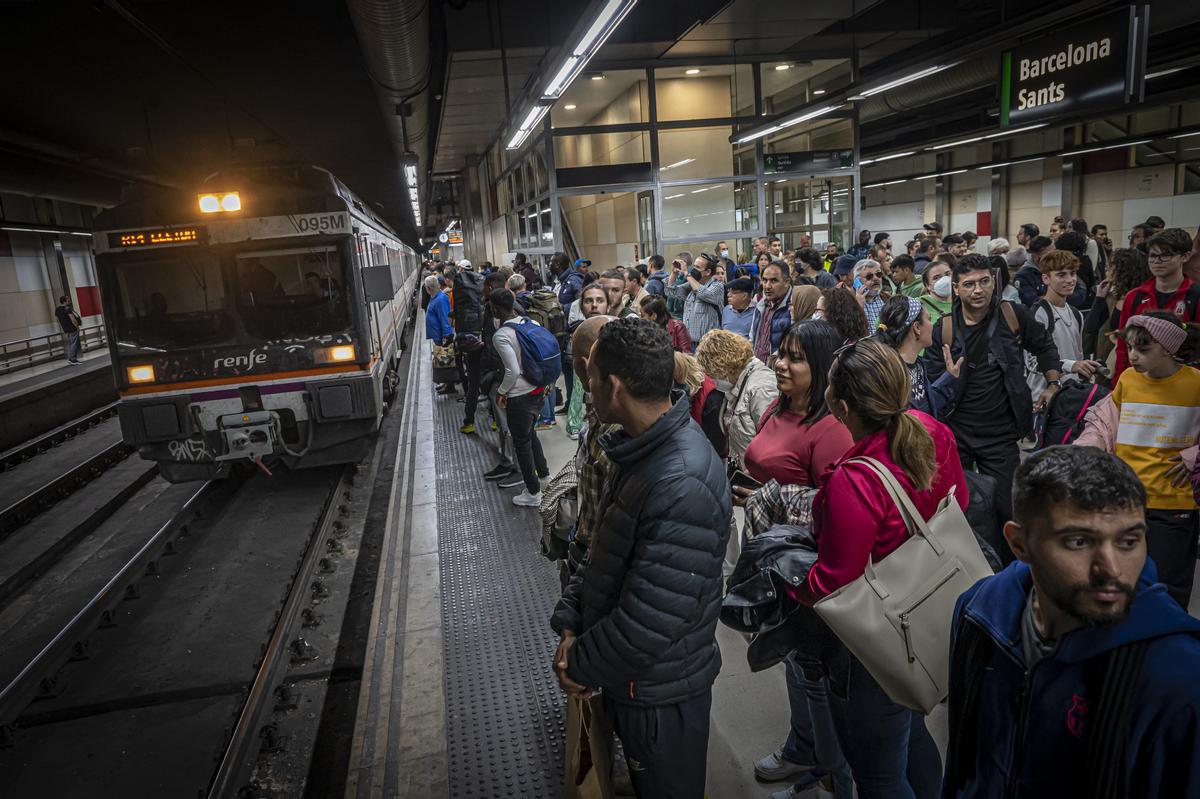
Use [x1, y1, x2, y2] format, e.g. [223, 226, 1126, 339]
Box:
[95, 174, 381, 482]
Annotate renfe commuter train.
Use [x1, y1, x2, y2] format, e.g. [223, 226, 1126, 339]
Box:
[93, 164, 421, 482]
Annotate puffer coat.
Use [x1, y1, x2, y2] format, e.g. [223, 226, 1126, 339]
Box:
[551, 394, 731, 706]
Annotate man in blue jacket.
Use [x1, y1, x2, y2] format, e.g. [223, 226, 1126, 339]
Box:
[944, 446, 1200, 799]
[424, 274, 455, 393]
[551, 317, 730, 798]
[557, 257, 589, 308]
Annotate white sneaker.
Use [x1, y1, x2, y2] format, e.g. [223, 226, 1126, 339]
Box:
[754, 750, 810, 782]
[512, 490, 542, 507]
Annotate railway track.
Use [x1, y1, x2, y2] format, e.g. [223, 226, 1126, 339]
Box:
[0, 462, 359, 798]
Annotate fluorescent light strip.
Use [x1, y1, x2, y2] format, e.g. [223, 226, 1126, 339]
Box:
[985, 122, 1048, 138]
[543, 57, 580, 97]
[927, 122, 1052, 151]
[736, 105, 836, 145]
[858, 64, 949, 98]
[974, 156, 1047, 170]
[1147, 66, 1186, 79]
[664, 193, 685, 200]
[1062, 139, 1150, 157]
[519, 104, 550, 131]
[573, 0, 625, 56]
[659, 158, 695, 171]
[862, 179, 906, 189]
[1169, 130, 1200, 139]
[859, 150, 916, 166]
[0, 226, 91, 236]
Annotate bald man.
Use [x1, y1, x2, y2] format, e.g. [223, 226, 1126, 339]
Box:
[564, 315, 620, 582]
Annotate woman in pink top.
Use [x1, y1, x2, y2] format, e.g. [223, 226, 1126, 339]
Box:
[797, 337, 967, 799]
[736, 319, 855, 797]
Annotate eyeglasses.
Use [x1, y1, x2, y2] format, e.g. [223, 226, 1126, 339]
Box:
[958, 276, 993, 292]
[1148, 251, 1179, 263]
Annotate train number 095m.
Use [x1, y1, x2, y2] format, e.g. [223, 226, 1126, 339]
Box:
[296, 214, 346, 233]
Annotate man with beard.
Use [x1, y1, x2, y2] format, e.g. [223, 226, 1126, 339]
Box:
[943, 446, 1200, 798]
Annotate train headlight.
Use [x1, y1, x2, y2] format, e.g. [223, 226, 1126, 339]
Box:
[327, 345, 356, 362]
[127, 364, 156, 384]
[198, 191, 241, 213]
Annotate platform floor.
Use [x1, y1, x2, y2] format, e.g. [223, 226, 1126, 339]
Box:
[340, 329, 1200, 799]
[0, 347, 109, 401]
[338, 332, 851, 799]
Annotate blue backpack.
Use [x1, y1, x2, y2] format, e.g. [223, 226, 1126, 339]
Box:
[504, 318, 562, 387]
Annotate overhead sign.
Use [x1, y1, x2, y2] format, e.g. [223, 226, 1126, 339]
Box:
[764, 150, 853, 175]
[1000, 6, 1146, 126]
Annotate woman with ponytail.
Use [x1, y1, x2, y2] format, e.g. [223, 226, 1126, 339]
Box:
[792, 337, 968, 799]
[875, 295, 963, 418]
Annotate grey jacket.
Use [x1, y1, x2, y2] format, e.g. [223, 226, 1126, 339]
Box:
[722, 357, 779, 468]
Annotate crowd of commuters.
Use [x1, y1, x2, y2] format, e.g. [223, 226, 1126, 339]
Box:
[419, 212, 1200, 797]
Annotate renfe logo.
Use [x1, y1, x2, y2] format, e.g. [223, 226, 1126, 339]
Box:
[214, 349, 268, 370]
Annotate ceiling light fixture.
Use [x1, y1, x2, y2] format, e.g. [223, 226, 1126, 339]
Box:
[861, 179, 907, 189]
[926, 122, 1051, 151]
[664, 193, 685, 200]
[1147, 66, 1186, 79]
[690, 187, 712, 193]
[736, 104, 837, 144]
[403, 156, 421, 227]
[859, 150, 916, 166]
[1169, 130, 1200, 139]
[1063, 139, 1150, 157]
[685, 68, 701, 75]
[775, 64, 792, 71]
[564, 104, 577, 110]
[812, 89, 826, 95]
[854, 63, 952, 99]
[590, 74, 606, 80]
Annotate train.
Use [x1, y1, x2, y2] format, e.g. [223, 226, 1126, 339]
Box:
[93, 164, 421, 482]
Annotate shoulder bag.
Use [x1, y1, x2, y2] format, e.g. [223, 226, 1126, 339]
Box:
[814, 456, 993, 713]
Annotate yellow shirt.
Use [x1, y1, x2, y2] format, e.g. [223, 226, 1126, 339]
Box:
[1113, 365, 1200, 509]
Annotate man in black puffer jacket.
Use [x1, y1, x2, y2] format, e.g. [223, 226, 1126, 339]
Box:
[551, 317, 730, 798]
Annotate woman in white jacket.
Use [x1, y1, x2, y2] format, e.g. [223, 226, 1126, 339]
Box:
[696, 328, 779, 470]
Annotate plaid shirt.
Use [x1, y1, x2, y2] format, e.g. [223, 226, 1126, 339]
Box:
[744, 480, 817, 540]
[668, 277, 725, 345]
[864, 295, 885, 331]
[573, 406, 619, 549]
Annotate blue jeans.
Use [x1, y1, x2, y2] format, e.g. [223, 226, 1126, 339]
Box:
[781, 655, 853, 799]
[538, 391, 555, 425]
[827, 655, 942, 799]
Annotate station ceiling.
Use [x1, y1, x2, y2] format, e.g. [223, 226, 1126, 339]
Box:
[1, 0, 1199, 245]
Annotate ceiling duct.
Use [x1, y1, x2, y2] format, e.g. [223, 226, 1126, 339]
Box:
[857, 56, 1000, 124]
[345, 0, 432, 218]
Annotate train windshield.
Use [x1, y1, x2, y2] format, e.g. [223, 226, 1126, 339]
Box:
[112, 253, 233, 351]
[234, 246, 349, 340]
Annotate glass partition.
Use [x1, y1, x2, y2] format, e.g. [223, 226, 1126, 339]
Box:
[655, 64, 755, 121]
[552, 69, 649, 128]
[760, 59, 851, 115]
[658, 126, 746, 181]
[554, 131, 651, 167]
[558, 191, 652, 268]
[662, 180, 758, 239]
[768, 176, 853, 249]
[765, 117, 854, 155]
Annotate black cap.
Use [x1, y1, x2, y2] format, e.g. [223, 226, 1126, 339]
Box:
[833, 254, 858, 276]
[923, 221, 944, 233]
[726, 277, 754, 294]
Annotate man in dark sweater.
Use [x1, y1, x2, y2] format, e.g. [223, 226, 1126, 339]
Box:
[551, 317, 731, 797]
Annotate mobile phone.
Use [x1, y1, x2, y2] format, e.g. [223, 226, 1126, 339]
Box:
[853, 276, 863, 290]
[730, 470, 763, 492]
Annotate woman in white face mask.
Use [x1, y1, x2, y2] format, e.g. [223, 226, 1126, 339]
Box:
[920, 260, 954, 322]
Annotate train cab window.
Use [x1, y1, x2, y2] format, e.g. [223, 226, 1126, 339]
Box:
[113, 254, 232, 350]
[234, 247, 349, 339]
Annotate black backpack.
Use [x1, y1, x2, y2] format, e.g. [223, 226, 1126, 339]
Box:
[1038, 379, 1110, 448]
[1034, 299, 1083, 336]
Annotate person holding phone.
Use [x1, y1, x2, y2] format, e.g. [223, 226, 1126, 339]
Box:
[738, 320, 855, 798]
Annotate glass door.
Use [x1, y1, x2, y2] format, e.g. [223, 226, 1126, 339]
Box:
[768, 175, 854, 250]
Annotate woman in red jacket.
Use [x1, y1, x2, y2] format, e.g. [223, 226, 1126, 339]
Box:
[797, 337, 968, 799]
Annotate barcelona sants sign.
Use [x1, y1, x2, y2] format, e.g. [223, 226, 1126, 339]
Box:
[1001, 6, 1147, 127]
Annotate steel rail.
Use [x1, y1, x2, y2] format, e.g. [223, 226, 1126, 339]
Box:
[0, 402, 119, 473]
[0, 440, 134, 537]
[0, 480, 215, 730]
[206, 465, 354, 799]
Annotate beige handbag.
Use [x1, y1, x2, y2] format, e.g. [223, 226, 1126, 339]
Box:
[814, 457, 993, 713]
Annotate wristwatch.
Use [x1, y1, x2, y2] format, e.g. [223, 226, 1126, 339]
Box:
[1046, 379, 1061, 388]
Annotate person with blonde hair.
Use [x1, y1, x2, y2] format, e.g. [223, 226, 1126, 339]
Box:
[791, 337, 968, 798]
[673, 351, 725, 454]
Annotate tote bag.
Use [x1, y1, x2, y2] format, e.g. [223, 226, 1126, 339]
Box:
[814, 457, 993, 713]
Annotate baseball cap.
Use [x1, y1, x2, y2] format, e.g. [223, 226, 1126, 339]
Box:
[923, 222, 944, 234]
[457, 259, 474, 270]
[574, 258, 592, 268]
[833, 254, 858, 276]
